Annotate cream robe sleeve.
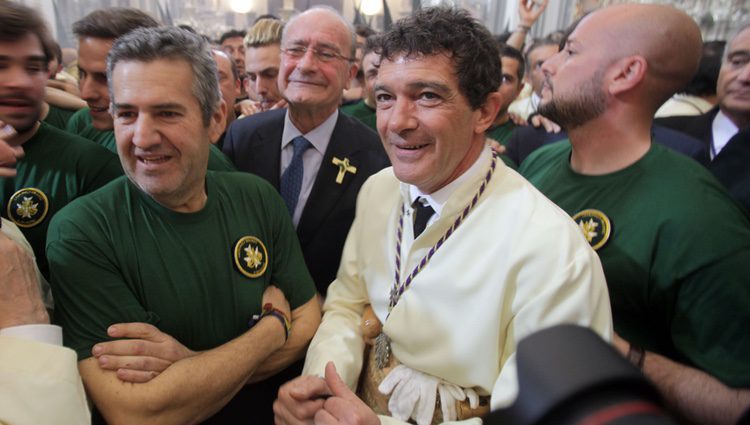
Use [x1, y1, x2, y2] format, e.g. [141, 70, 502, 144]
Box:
[302, 172, 374, 387]
[0, 336, 90, 425]
[1, 218, 53, 309]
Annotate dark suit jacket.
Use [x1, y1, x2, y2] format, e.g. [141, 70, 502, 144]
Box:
[223, 108, 390, 295]
[709, 126, 750, 214]
[655, 106, 719, 149]
[505, 124, 709, 166]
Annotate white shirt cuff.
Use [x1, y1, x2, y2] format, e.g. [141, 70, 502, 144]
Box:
[0, 324, 62, 345]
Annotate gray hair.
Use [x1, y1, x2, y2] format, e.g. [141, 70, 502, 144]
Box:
[106, 26, 221, 125]
[725, 20, 750, 59]
[282, 6, 357, 60]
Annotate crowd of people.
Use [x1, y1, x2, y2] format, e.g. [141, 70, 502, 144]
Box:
[0, 0, 748, 424]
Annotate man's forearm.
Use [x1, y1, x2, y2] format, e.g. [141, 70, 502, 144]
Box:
[642, 350, 750, 425]
[506, 27, 528, 51]
[81, 317, 286, 425]
[248, 296, 321, 383]
[44, 86, 86, 110]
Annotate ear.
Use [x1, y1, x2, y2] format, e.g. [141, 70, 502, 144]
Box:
[608, 56, 647, 96]
[474, 91, 502, 134]
[234, 78, 241, 97]
[208, 99, 228, 143]
[343, 62, 359, 90]
[243, 77, 251, 95]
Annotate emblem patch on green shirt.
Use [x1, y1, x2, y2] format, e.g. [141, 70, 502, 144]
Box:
[234, 236, 269, 278]
[572, 209, 612, 251]
[8, 187, 49, 228]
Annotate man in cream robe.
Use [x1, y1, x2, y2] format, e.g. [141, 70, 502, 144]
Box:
[274, 7, 613, 425]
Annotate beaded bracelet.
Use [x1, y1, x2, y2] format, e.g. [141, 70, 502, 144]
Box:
[627, 344, 645, 370]
[249, 303, 291, 342]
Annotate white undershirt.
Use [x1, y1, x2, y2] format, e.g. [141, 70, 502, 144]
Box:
[407, 146, 492, 233]
[711, 110, 739, 159]
[0, 324, 62, 345]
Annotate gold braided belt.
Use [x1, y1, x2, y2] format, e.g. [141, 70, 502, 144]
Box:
[357, 306, 490, 424]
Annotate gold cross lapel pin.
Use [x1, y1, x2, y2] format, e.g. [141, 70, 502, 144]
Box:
[332, 156, 357, 184]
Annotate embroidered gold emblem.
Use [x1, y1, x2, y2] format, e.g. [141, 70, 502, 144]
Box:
[332, 156, 357, 184]
[572, 209, 612, 251]
[7, 188, 49, 228]
[234, 236, 268, 278]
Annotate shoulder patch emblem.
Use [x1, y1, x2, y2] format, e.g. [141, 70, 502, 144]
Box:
[8, 188, 49, 228]
[572, 209, 612, 251]
[234, 236, 268, 279]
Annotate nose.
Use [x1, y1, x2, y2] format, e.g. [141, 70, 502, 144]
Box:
[738, 61, 750, 83]
[541, 51, 562, 77]
[259, 76, 279, 98]
[79, 75, 99, 102]
[384, 97, 418, 135]
[295, 48, 319, 71]
[131, 114, 160, 150]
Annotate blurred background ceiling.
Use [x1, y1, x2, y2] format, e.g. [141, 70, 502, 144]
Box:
[18, 0, 750, 48]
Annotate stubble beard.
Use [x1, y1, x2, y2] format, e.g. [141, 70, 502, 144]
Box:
[538, 69, 607, 130]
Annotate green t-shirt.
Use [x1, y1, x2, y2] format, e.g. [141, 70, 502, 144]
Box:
[486, 120, 517, 147]
[65, 108, 117, 153]
[520, 141, 750, 387]
[1, 122, 123, 279]
[208, 144, 236, 171]
[65, 106, 89, 134]
[43, 104, 78, 130]
[47, 171, 315, 360]
[341, 100, 377, 132]
[65, 108, 235, 172]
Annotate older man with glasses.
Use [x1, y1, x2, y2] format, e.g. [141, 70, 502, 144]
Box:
[223, 6, 389, 299]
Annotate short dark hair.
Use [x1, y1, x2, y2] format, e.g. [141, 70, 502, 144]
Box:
[524, 36, 560, 74]
[363, 34, 382, 57]
[499, 44, 525, 83]
[682, 41, 725, 96]
[255, 14, 280, 23]
[219, 29, 246, 45]
[0, 1, 53, 63]
[107, 27, 221, 126]
[379, 7, 501, 109]
[355, 24, 376, 39]
[72, 8, 159, 39]
[49, 39, 63, 64]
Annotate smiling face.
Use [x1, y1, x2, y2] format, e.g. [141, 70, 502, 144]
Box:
[278, 10, 356, 116]
[111, 58, 224, 211]
[78, 36, 115, 130]
[0, 32, 48, 133]
[375, 53, 496, 194]
[717, 27, 750, 126]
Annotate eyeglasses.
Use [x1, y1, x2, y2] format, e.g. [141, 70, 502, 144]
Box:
[281, 46, 353, 63]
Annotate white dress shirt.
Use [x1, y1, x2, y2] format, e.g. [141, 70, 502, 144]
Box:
[711, 109, 740, 159]
[281, 110, 338, 227]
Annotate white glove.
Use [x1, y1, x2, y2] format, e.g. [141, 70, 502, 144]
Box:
[437, 382, 480, 421]
[379, 365, 439, 425]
